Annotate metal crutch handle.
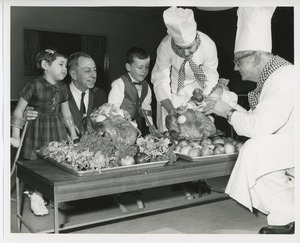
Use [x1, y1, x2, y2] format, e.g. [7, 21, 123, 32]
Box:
[11, 121, 29, 177]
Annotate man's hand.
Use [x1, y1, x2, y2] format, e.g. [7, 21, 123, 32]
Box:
[23, 107, 38, 121]
[202, 98, 232, 118]
[218, 78, 230, 91]
[160, 99, 175, 114]
[218, 78, 230, 85]
[169, 108, 177, 115]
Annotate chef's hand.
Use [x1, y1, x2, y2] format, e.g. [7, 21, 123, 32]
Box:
[169, 108, 177, 115]
[203, 98, 232, 118]
[218, 78, 230, 85]
[160, 99, 176, 115]
[23, 107, 38, 121]
[217, 78, 230, 91]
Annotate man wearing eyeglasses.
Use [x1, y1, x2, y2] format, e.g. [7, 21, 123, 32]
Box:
[204, 7, 295, 234]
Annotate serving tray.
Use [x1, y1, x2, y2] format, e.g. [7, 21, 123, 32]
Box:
[175, 152, 238, 163]
[36, 150, 168, 177]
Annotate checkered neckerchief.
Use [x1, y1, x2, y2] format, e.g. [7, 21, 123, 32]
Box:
[171, 34, 207, 94]
[248, 55, 291, 110]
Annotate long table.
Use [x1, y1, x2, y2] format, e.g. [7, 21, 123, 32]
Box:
[16, 154, 237, 233]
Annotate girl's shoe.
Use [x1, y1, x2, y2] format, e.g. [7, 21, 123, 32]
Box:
[28, 192, 49, 216]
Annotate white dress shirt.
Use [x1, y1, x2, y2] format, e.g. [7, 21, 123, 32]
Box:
[69, 81, 89, 111]
[108, 73, 153, 124]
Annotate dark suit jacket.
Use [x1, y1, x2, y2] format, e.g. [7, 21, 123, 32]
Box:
[68, 84, 107, 130]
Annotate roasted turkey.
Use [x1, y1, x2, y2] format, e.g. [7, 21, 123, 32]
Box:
[165, 106, 216, 141]
[81, 103, 139, 149]
[164, 83, 233, 141]
[94, 115, 138, 148]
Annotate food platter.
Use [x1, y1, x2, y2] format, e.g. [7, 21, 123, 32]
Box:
[175, 152, 238, 163]
[36, 150, 168, 177]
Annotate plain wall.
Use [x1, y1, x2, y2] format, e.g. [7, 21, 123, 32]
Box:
[10, 6, 294, 101]
[10, 6, 167, 99]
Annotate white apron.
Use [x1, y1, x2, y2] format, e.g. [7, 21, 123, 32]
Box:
[225, 132, 295, 212]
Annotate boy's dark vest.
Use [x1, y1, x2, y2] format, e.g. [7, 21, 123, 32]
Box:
[120, 73, 148, 120]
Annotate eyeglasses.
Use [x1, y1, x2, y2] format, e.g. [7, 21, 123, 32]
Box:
[233, 51, 255, 67]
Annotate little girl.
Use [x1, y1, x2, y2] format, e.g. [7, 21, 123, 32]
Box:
[11, 49, 78, 216]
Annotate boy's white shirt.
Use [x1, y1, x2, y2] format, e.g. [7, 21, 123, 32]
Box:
[108, 73, 153, 125]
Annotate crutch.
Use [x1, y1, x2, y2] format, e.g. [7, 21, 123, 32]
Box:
[11, 120, 29, 178]
[11, 120, 29, 233]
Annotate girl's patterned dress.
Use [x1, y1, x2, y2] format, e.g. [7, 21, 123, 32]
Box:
[20, 76, 70, 160]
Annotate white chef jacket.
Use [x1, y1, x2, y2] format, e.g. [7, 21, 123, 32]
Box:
[151, 31, 220, 131]
[108, 73, 153, 124]
[225, 65, 295, 217]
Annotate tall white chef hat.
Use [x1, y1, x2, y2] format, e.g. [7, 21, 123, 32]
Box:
[234, 7, 276, 53]
[163, 6, 197, 46]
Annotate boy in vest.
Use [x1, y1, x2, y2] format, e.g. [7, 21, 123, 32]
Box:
[108, 47, 154, 136]
[108, 47, 155, 212]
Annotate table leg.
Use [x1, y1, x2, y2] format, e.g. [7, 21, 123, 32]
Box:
[198, 180, 203, 198]
[53, 195, 59, 233]
[198, 180, 212, 197]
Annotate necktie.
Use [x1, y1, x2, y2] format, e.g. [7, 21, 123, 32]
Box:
[133, 82, 142, 85]
[171, 35, 207, 94]
[177, 59, 206, 93]
[80, 92, 86, 116]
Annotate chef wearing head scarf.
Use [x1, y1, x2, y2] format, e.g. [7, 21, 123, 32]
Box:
[203, 7, 295, 234]
[151, 6, 237, 132]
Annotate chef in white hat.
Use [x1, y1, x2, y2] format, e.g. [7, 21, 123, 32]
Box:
[203, 7, 295, 234]
[151, 6, 235, 132]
